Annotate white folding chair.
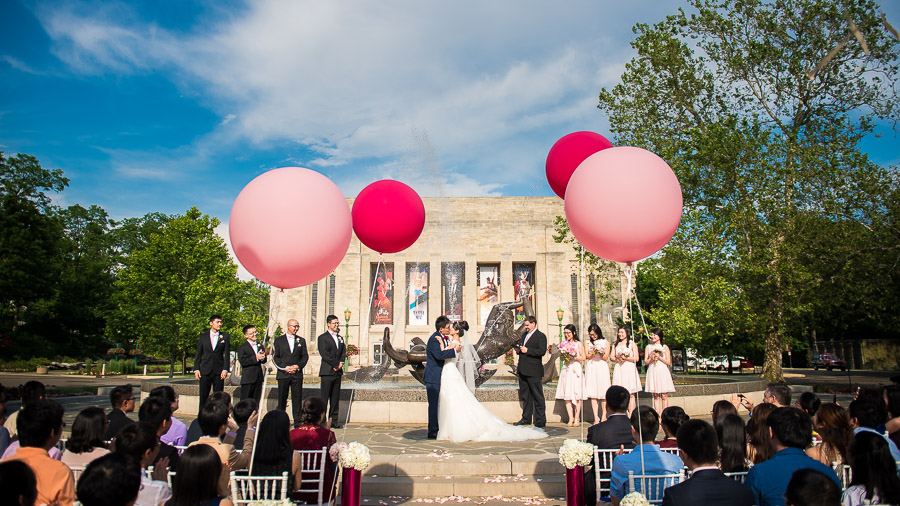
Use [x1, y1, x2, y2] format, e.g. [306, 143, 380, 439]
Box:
[724, 471, 748, 484]
[229, 471, 289, 505]
[659, 447, 681, 457]
[592, 447, 632, 497]
[296, 447, 330, 506]
[626, 470, 685, 505]
[833, 462, 852, 491]
[69, 465, 85, 482]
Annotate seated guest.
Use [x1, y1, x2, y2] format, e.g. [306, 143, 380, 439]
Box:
[805, 403, 850, 466]
[138, 396, 180, 470]
[783, 468, 841, 506]
[584, 386, 636, 505]
[113, 422, 172, 506]
[746, 407, 840, 506]
[2, 399, 74, 505]
[290, 396, 338, 503]
[151, 385, 188, 447]
[188, 400, 257, 498]
[0, 400, 11, 456]
[610, 406, 684, 505]
[61, 407, 110, 468]
[169, 444, 233, 506]
[658, 406, 689, 448]
[0, 459, 38, 506]
[185, 391, 237, 445]
[105, 384, 136, 440]
[885, 385, 900, 448]
[855, 387, 888, 432]
[841, 431, 900, 506]
[716, 413, 749, 473]
[661, 419, 754, 506]
[231, 399, 255, 451]
[849, 399, 900, 466]
[746, 402, 776, 464]
[75, 453, 142, 506]
[739, 383, 792, 412]
[251, 411, 303, 497]
[3, 380, 45, 441]
[1, 381, 63, 461]
[795, 391, 821, 419]
[711, 399, 737, 427]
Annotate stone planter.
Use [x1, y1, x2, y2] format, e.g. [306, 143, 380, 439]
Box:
[36, 367, 48, 375]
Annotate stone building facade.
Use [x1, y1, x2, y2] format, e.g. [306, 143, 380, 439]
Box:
[267, 197, 626, 373]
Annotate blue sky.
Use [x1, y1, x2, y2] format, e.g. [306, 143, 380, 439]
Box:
[2, 0, 898, 228]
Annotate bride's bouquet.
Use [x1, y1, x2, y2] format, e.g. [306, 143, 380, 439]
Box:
[557, 340, 577, 364]
[620, 492, 650, 506]
[557, 438, 594, 469]
[333, 441, 371, 471]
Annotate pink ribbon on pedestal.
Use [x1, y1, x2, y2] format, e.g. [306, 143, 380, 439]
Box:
[341, 467, 362, 506]
[565, 465, 585, 506]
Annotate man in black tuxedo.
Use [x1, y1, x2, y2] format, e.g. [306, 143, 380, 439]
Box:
[237, 324, 267, 402]
[662, 419, 755, 506]
[584, 386, 636, 505]
[513, 315, 547, 428]
[273, 318, 309, 426]
[317, 315, 346, 428]
[193, 314, 230, 412]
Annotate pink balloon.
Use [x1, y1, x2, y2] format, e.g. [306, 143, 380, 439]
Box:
[564, 147, 683, 263]
[229, 167, 351, 289]
[352, 180, 425, 253]
[545, 131, 614, 198]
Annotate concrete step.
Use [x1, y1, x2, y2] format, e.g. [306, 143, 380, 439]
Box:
[367, 452, 564, 478]
[361, 474, 566, 497]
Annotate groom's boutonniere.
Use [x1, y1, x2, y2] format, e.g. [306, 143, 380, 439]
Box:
[295, 337, 301, 347]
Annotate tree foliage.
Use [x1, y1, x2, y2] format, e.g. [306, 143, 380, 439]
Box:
[558, 0, 899, 381]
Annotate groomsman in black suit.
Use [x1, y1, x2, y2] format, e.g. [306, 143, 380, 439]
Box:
[662, 419, 755, 506]
[317, 315, 347, 428]
[273, 318, 309, 426]
[237, 325, 267, 402]
[513, 315, 547, 428]
[193, 314, 230, 412]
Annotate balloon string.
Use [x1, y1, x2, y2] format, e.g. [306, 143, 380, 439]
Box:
[579, 245, 585, 440]
[361, 256, 383, 362]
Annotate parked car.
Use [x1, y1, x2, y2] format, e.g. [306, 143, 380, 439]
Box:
[738, 357, 754, 369]
[698, 355, 751, 371]
[811, 353, 847, 371]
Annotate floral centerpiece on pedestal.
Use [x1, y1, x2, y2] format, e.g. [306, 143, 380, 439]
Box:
[558, 340, 577, 365]
[559, 438, 593, 506]
[332, 442, 370, 506]
[621, 492, 650, 506]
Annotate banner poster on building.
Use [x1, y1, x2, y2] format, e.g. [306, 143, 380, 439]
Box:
[513, 264, 535, 322]
[477, 264, 500, 325]
[442, 262, 464, 322]
[407, 263, 429, 326]
[371, 263, 394, 325]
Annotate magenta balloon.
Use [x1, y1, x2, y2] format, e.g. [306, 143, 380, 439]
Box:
[229, 167, 351, 289]
[545, 131, 614, 198]
[564, 147, 683, 263]
[352, 180, 426, 253]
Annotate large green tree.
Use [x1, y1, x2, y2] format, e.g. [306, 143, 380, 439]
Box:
[566, 0, 898, 381]
[110, 207, 260, 376]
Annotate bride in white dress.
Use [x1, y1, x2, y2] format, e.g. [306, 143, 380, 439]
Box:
[437, 321, 548, 442]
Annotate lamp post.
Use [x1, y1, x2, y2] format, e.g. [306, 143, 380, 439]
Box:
[556, 308, 564, 370]
[344, 308, 353, 366]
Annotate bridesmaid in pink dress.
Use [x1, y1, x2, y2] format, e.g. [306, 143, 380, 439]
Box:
[583, 324, 611, 422]
[554, 324, 584, 426]
[643, 328, 676, 413]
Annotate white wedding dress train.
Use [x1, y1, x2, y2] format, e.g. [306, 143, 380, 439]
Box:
[437, 356, 548, 442]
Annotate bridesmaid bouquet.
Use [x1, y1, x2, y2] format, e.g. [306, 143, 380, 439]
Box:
[557, 439, 594, 469]
[557, 340, 577, 364]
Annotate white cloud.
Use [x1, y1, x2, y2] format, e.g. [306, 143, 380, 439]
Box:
[214, 221, 254, 282]
[36, 0, 655, 195]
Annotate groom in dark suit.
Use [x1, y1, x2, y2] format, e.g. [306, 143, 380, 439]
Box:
[193, 314, 230, 412]
[514, 315, 547, 428]
[662, 419, 755, 505]
[424, 315, 458, 439]
[273, 318, 309, 426]
[237, 324, 267, 402]
[318, 315, 346, 428]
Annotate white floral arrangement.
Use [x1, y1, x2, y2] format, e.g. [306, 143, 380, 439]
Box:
[329, 441, 347, 462]
[337, 441, 371, 470]
[620, 492, 650, 506]
[557, 439, 594, 469]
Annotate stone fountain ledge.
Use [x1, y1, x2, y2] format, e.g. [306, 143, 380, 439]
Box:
[141, 376, 767, 421]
